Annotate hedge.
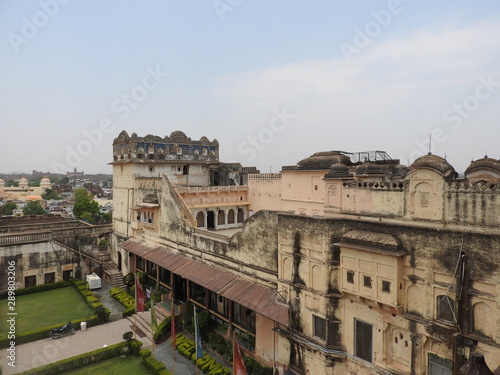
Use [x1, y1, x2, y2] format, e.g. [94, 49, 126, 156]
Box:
[109, 287, 135, 317]
[16, 341, 127, 375]
[175, 333, 230, 375]
[153, 315, 172, 342]
[0, 280, 70, 300]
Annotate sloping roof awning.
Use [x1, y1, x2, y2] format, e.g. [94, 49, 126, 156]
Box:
[120, 239, 288, 326]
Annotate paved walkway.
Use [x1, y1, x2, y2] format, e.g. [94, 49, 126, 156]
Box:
[1, 318, 142, 375]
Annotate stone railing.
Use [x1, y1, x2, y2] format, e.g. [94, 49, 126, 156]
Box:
[175, 185, 249, 194]
[0, 224, 112, 246]
[248, 173, 282, 180]
[0, 220, 85, 234]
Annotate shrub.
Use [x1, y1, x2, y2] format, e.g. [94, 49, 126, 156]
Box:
[140, 349, 152, 358]
[174, 334, 230, 375]
[109, 287, 136, 316]
[16, 342, 126, 375]
[0, 281, 70, 299]
[129, 339, 143, 355]
[153, 315, 172, 342]
[143, 355, 167, 374]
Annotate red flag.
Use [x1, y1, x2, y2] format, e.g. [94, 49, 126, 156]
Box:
[135, 274, 145, 312]
[171, 301, 176, 348]
[233, 335, 247, 375]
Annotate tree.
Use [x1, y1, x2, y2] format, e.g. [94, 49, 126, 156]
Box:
[2, 202, 17, 215]
[42, 188, 61, 200]
[73, 187, 100, 223]
[23, 200, 45, 215]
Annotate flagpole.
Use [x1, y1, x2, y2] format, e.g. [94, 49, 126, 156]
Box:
[134, 272, 137, 340]
[194, 305, 199, 375]
[171, 297, 176, 375]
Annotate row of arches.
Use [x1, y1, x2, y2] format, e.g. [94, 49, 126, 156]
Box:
[195, 208, 245, 230]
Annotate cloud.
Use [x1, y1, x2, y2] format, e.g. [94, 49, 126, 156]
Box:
[213, 19, 500, 173]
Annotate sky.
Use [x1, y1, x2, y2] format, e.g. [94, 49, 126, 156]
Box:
[1, 1, 499, 175]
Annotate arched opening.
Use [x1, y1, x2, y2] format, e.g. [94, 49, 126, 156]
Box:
[237, 208, 244, 223]
[227, 209, 235, 224]
[217, 210, 225, 226]
[117, 251, 122, 272]
[207, 211, 215, 230]
[196, 212, 205, 228]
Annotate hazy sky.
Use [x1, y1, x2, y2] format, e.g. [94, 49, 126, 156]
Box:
[1, 1, 499, 175]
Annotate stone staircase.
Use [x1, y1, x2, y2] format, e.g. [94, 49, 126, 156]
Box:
[126, 304, 170, 344]
[101, 257, 126, 289]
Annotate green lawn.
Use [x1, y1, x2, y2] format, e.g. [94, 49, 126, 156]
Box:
[60, 355, 151, 375]
[0, 287, 94, 338]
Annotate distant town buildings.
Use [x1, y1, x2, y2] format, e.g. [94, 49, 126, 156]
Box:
[0, 177, 51, 202]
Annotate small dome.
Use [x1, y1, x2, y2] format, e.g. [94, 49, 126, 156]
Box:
[408, 154, 456, 178]
[297, 151, 352, 170]
[465, 157, 500, 176]
[0, 178, 4, 183]
[391, 164, 408, 177]
[199, 136, 209, 142]
[169, 131, 189, 143]
[326, 163, 352, 179]
[19, 178, 28, 182]
[41, 177, 50, 182]
[355, 162, 386, 175]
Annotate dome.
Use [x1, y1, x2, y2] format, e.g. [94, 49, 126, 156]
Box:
[355, 162, 386, 175]
[408, 154, 457, 178]
[19, 178, 28, 182]
[41, 177, 50, 182]
[297, 151, 352, 170]
[465, 157, 500, 177]
[391, 164, 408, 178]
[0, 178, 4, 183]
[169, 131, 189, 143]
[325, 163, 352, 179]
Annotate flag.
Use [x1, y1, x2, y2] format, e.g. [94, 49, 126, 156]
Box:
[150, 293, 158, 334]
[193, 306, 203, 359]
[233, 334, 247, 375]
[171, 301, 176, 348]
[135, 273, 145, 312]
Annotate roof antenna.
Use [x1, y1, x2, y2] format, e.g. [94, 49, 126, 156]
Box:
[444, 153, 447, 160]
[428, 134, 432, 155]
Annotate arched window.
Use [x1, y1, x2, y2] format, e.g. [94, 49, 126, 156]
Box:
[237, 208, 244, 223]
[196, 212, 204, 228]
[227, 209, 235, 224]
[437, 295, 454, 323]
[217, 210, 225, 226]
[473, 302, 493, 337]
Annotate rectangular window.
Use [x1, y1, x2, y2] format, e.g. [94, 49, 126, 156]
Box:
[44, 272, 55, 284]
[346, 270, 355, 284]
[313, 315, 326, 340]
[190, 282, 207, 305]
[429, 354, 452, 375]
[437, 295, 455, 323]
[159, 267, 171, 286]
[63, 270, 72, 281]
[233, 302, 256, 333]
[136, 256, 144, 271]
[355, 319, 373, 363]
[363, 275, 372, 288]
[25, 275, 36, 288]
[382, 280, 391, 293]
